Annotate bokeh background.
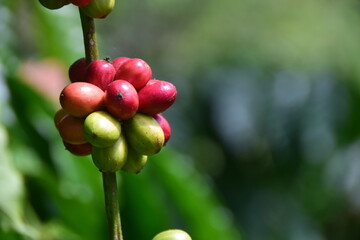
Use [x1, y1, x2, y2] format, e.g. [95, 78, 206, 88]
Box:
[1, 0, 360, 239]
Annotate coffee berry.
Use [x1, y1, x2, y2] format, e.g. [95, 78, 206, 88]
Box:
[60, 82, 105, 118]
[81, 0, 115, 19]
[152, 229, 192, 240]
[39, 0, 70, 9]
[68, 57, 87, 83]
[70, 0, 93, 7]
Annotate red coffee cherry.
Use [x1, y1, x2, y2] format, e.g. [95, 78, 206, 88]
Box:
[145, 79, 158, 86]
[57, 114, 87, 144]
[69, 57, 87, 83]
[60, 82, 105, 118]
[54, 108, 67, 129]
[69, 0, 93, 6]
[84, 59, 115, 91]
[153, 114, 171, 144]
[112, 57, 130, 72]
[138, 79, 177, 115]
[114, 58, 152, 91]
[63, 141, 92, 156]
[105, 80, 139, 120]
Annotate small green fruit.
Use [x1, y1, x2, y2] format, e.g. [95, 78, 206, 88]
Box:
[152, 229, 192, 240]
[124, 113, 164, 155]
[92, 134, 128, 172]
[122, 147, 148, 174]
[81, 0, 115, 19]
[84, 111, 121, 148]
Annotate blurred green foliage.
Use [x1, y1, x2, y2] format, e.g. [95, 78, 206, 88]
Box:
[2, 0, 360, 239]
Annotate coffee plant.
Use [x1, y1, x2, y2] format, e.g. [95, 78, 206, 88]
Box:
[42, 0, 185, 239]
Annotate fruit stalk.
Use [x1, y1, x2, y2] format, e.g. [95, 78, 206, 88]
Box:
[103, 172, 123, 240]
[78, 7, 123, 240]
[79, 7, 99, 64]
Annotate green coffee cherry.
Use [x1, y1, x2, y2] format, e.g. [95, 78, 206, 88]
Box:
[39, 0, 69, 9]
[92, 134, 128, 172]
[124, 113, 164, 155]
[152, 229, 192, 240]
[84, 111, 121, 148]
[81, 0, 115, 19]
[122, 147, 148, 174]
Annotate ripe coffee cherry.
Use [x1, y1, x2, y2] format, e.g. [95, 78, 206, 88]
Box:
[124, 113, 164, 155]
[115, 58, 152, 90]
[152, 229, 192, 240]
[69, 57, 87, 83]
[138, 80, 177, 115]
[39, 0, 69, 9]
[153, 114, 171, 144]
[121, 147, 148, 174]
[112, 57, 130, 72]
[69, 0, 93, 6]
[63, 141, 92, 156]
[84, 59, 115, 91]
[92, 134, 127, 172]
[57, 114, 87, 144]
[54, 108, 67, 129]
[60, 82, 105, 118]
[84, 111, 121, 148]
[105, 80, 139, 120]
[81, 0, 115, 19]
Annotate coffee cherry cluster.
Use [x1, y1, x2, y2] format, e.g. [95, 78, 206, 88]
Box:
[55, 57, 176, 173]
[39, 0, 115, 19]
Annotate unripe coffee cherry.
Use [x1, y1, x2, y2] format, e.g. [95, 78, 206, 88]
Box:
[105, 80, 139, 120]
[112, 57, 130, 72]
[84, 59, 115, 91]
[69, 0, 93, 6]
[115, 58, 152, 90]
[153, 114, 171, 144]
[63, 141, 92, 156]
[39, 0, 69, 10]
[92, 134, 127, 172]
[57, 114, 87, 144]
[84, 111, 121, 148]
[81, 0, 115, 19]
[60, 82, 105, 118]
[54, 108, 67, 129]
[138, 79, 177, 115]
[124, 113, 164, 155]
[69, 57, 87, 83]
[121, 147, 148, 174]
[152, 229, 192, 240]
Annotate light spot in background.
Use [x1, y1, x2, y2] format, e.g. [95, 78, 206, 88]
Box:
[210, 70, 262, 155]
[0, 64, 16, 126]
[242, 190, 325, 240]
[17, 59, 68, 105]
[326, 141, 360, 211]
[273, 71, 310, 109]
